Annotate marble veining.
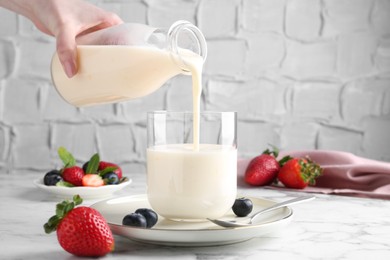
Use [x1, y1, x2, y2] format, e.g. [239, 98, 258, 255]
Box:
[1, 172, 390, 260]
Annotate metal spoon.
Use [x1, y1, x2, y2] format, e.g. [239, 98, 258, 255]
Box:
[208, 195, 315, 228]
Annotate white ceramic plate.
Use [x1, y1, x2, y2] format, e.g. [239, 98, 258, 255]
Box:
[91, 194, 293, 246]
[33, 178, 132, 200]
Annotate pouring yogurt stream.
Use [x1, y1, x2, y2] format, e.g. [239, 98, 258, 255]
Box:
[51, 21, 238, 220]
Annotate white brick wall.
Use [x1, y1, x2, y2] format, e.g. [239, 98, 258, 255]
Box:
[285, 0, 322, 40]
[198, 0, 239, 38]
[322, 0, 372, 37]
[282, 40, 337, 79]
[0, 0, 389, 175]
[242, 0, 285, 33]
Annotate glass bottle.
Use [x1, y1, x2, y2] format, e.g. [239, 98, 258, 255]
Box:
[51, 20, 207, 107]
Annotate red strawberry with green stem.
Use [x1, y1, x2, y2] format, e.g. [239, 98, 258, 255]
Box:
[62, 166, 84, 186]
[57, 147, 84, 186]
[277, 157, 323, 189]
[245, 148, 291, 186]
[44, 195, 114, 257]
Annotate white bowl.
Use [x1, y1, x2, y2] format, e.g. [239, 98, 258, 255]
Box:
[33, 178, 132, 200]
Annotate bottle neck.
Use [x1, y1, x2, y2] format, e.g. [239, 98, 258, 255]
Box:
[167, 20, 207, 73]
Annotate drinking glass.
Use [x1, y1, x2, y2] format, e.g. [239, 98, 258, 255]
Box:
[147, 111, 237, 221]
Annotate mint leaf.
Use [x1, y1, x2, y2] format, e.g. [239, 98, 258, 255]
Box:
[58, 147, 76, 168]
[99, 166, 118, 176]
[86, 153, 100, 174]
[56, 181, 74, 187]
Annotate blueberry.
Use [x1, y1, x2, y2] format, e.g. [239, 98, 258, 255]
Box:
[43, 170, 63, 186]
[103, 172, 119, 185]
[232, 198, 253, 217]
[135, 208, 158, 228]
[122, 213, 147, 228]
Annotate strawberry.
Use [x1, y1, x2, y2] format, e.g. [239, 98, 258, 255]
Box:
[82, 174, 104, 187]
[99, 161, 122, 179]
[245, 148, 282, 186]
[277, 157, 323, 189]
[44, 195, 114, 257]
[62, 166, 84, 186]
[57, 147, 84, 186]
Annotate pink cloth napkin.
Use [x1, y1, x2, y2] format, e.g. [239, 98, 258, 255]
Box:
[238, 150, 390, 200]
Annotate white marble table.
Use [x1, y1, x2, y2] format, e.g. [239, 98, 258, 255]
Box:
[1, 172, 390, 260]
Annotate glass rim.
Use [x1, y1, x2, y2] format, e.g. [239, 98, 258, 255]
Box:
[147, 110, 237, 115]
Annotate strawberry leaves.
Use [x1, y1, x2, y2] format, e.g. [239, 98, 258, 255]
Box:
[278, 155, 294, 167]
[262, 147, 279, 157]
[298, 158, 323, 185]
[44, 195, 83, 234]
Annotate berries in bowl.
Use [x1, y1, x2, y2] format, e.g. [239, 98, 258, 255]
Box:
[34, 147, 132, 199]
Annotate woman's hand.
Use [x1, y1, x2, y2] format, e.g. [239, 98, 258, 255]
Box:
[0, 0, 123, 77]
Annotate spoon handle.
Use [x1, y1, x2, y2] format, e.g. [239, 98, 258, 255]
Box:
[250, 196, 315, 223]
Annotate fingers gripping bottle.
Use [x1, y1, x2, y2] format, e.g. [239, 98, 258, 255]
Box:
[51, 21, 207, 107]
